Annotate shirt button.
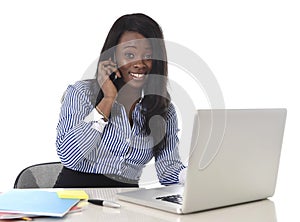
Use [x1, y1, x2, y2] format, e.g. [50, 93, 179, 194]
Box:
[126, 138, 130, 143]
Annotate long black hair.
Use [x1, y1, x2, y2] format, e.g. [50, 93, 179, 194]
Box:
[96, 13, 170, 157]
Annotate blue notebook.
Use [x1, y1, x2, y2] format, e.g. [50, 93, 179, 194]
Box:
[0, 189, 79, 217]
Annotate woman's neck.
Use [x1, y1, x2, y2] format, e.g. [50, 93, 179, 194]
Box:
[116, 87, 142, 114]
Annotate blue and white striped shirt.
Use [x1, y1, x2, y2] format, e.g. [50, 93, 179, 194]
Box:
[56, 80, 185, 185]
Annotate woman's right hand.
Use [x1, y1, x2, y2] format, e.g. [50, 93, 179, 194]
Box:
[97, 58, 121, 99]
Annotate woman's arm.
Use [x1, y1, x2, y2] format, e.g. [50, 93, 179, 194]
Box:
[56, 82, 109, 169]
[154, 103, 186, 185]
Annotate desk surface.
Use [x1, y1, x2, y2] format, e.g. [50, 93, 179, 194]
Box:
[4, 188, 282, 222]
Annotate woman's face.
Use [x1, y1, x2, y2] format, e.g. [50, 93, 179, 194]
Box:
[115, 31, 152, 89]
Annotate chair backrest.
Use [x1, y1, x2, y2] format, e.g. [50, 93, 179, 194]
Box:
[14, 162, 63, 188]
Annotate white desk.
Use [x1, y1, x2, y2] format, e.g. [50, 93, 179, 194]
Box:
[26, 188, 278, 222]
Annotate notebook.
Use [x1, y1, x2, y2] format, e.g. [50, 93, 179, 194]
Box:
[0, 189, 79, 217]
[117, 109, 287, 214]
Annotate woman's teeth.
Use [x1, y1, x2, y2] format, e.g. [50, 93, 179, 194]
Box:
[130, 73, 145, 78]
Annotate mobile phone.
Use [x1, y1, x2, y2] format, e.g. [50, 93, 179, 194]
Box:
[109, 72, 117, 82]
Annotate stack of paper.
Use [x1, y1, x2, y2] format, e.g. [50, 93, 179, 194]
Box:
[0, 189, 82, 219]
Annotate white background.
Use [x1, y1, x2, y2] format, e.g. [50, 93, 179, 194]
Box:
[0, 0, 299, 220]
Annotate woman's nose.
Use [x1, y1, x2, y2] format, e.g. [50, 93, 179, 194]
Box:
[133, 59, 146, 69]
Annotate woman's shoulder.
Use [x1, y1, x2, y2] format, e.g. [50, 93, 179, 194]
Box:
[165, 102, 178, 120]
[65, 79, 99, 97]
[70, 79, 98, 93]
[63, 79, 99, 104]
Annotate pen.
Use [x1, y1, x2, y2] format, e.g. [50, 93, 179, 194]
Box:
[88, 199, 121, 208]
[21, 217, 32, 221]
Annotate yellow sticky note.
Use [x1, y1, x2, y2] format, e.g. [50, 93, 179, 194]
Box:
[56, 190, 89, 200]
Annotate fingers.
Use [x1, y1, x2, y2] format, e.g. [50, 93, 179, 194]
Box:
[102, 61, 117, 74]
[114, 69, 121, 79]
[102, 59, 117, 69]
[103, 65, 115, 77]
[98, 58, 121, 79]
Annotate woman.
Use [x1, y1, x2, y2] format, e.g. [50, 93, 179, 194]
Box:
[54, 13, 186, 188]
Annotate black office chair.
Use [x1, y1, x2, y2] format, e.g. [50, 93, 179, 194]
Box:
[14, 162, 63, 188]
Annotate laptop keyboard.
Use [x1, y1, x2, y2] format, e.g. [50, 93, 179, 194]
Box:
[156, 194, 183, 205]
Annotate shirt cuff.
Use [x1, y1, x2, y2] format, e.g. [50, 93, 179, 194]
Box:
[179, 168, 187, 185]
[84, 108, 108, 132]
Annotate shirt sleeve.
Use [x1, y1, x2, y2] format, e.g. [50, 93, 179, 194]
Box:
[154, 103, 186, 185]
[84, 108, 108, 132]
[56, 83, 107, 169]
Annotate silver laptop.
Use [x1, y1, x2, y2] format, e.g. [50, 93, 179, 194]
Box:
[117, 109, 287, 214]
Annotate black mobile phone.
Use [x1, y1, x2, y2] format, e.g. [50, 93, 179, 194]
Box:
[109, 72, 117, 82]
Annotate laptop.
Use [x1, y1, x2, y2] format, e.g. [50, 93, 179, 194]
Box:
[117, 109, 287, 214]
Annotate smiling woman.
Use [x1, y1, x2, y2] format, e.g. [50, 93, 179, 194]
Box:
[54, 13, 186, 188]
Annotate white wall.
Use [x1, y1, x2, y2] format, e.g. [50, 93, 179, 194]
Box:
[0, 0, 299, 217]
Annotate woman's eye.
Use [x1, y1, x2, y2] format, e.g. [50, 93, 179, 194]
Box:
[143, 54, 152, 60]
[124, 52, 135, 59]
